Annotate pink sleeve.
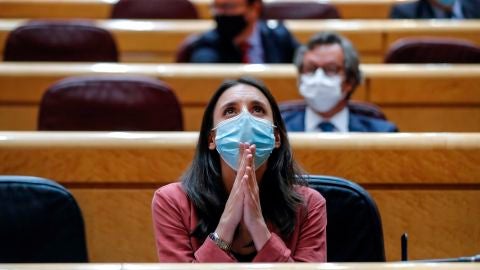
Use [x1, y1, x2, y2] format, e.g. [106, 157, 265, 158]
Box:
[152, 184, 237, 262]
[253, 189, 327, 262]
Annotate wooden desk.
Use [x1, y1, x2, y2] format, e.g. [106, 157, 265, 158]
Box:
[0, 0, 415, 20]
[0, 263, 479, 270]
[0, 63, 479, 132]
[0, 132, 479, 262]
[0, 19, 479, 63]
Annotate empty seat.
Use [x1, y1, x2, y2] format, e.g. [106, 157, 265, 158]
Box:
[111, 0, 198, 19]
[38, 76, 183, 131]
[262, 1, 340, 20]
[0, 175, 88, 262]
[384, 37, 480, 63]
[3, 21, 118, 62]
[307, 175, 385, 262]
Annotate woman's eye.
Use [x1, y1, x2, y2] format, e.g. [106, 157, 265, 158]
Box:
[252, 106, 265, 114]
[223, 107, 236, 116]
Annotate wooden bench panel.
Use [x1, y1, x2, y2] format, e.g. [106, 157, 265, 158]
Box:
[384, 107, 480, 132]
[371, 190, 480, 262]
[1, 132, 478, 185]
[71, 188, 158, 262]
[0, 132, 478, 262]
[69, 188, 480, 262]
[0, 106, 37, 131]
[0, 0, 112, 19]
[369, 78, 480, 105]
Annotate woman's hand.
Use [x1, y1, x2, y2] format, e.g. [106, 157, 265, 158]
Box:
[215, 143, 252, 244]
[242, 144, 271, 251]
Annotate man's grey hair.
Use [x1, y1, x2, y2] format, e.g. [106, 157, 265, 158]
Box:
[294, 31, 362, 93]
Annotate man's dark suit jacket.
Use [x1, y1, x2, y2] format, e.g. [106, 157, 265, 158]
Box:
[461, 1, 480, 18]
[281, 106, 399, 132]
[389, 0, 480, 19]
[188, 20, 299, 63]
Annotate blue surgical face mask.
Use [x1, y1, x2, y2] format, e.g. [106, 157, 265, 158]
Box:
[213, 109, 276, 171]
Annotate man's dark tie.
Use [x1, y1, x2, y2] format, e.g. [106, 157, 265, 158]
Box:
[239, 42, 250, 63]
[318, 121, 336, 132]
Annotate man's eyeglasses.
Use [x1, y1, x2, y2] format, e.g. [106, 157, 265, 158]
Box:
[305, 65, 344, 77]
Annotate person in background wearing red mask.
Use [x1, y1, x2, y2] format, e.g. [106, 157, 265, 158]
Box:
[390, 0, 480, 19]
[282, 32, 398, 133]
[186, 0, 298, 63]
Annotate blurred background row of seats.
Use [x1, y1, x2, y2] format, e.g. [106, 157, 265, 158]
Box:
[1, 0, 479, 20]
[111, 0, 480, 20]
[1, 19, 478, 63]
[111, 0, 341, 20]
[2, 62, 477, 132]
[4, 21, 480, 63]
[35, 76, 390, 132]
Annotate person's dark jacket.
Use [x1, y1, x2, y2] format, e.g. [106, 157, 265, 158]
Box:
[460, 0, 480, 18]
[188, 20, 299, 63]
[390, 0, 480, 19]
[282, 106, 398, 132]
[390, 0, 446, 19]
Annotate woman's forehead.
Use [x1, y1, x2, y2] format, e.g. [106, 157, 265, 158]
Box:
[216, 84, 270, 107]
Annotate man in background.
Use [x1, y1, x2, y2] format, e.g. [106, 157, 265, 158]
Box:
[390, 0, 480, 19]
[187, 0, 298, 63]
[282, 32, 398, 132]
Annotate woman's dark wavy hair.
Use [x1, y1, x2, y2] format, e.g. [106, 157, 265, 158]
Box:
[182, 77, 307, 241]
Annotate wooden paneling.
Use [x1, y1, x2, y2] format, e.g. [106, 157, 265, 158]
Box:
[0, 63, 478, 132]
[0, 132, 479, 262]
[71, 189, 158, 262]
[70, 189, 480, 262]
[1, 132, 478, 184]
[0, 0, 415, 20]
[0, 19, 479, 63]
[2, 137, 479, 185]
[371, 190, 480, 261]
[0, 105, 37, 130]
[0, 0, 112, 19]
[369, 78, 480, 104]
[383, 107, 480, 132]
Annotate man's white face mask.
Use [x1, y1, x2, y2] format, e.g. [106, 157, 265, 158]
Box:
[299, 68, 345, 113]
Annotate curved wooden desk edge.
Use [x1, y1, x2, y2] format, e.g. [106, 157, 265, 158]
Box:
[0, 132, 479, 150]
[1, 63, 480, 78]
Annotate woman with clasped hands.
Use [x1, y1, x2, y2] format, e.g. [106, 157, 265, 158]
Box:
[152, 77, 326, 262]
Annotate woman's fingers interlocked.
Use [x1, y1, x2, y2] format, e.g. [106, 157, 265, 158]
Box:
[241, 144, 270, 251]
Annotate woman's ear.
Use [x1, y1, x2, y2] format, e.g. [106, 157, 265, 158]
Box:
[208, 131, 216, 150]
[274, 129, 281, 148]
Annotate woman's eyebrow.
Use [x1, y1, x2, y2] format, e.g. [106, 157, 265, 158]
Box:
[251, 100, 269, 108]
[219, 101, 237, 110]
